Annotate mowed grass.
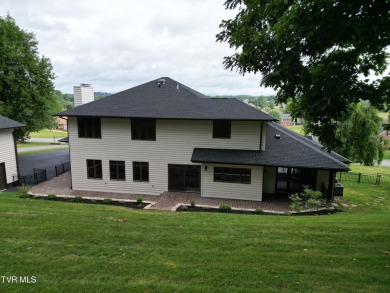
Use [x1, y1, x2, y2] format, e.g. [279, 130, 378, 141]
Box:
[30, 129, 68, 138]
[284, 124, 304, 135]
[384, 151, 390, 160]
[1, 187, 389, 292]
[17, 142, 50, 148]
[18, 146, 69, 156]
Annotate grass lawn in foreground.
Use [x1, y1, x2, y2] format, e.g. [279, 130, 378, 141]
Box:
[384, 151, 390, 160]
[30, 129, 68, 139]
[0, 184, 389, 292]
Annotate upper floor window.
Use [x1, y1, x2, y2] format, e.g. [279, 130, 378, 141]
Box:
[86, 159, 102, 179]
[213, 120, 231, 139]
[109, 160, 126, 181]
[214, 167, 251, 184]
[131, 118, 156, 140]
[78, 117, 101, 138]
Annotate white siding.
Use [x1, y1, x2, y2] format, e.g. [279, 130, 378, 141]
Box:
[73, 85, 94, 107]
[0, 129, 18, 184]
[202, 164, 263, 201]
[69, 118, 263, 196]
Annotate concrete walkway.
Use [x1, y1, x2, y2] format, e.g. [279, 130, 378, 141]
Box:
[30, 172, 292, 212]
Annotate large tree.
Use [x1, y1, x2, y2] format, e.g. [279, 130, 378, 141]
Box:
[0, 14, 60, 140]
[217, 0, 390, 150]
[320, 102, 384, 165]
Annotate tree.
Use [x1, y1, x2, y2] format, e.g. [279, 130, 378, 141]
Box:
[217, 0, 390, 151]
[0, 14, 60, 140]
[319, 102, 384, 165]
[267, 108, 282, 123]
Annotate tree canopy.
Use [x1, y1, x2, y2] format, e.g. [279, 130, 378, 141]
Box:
[0, 14, 60, 140]
[217, 0, 390, 150]
[313, 102, 385, 165]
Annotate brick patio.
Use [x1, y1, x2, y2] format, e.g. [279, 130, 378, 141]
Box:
[30, 172, 292, 213]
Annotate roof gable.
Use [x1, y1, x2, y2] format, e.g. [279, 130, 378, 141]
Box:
[0, 115, 24, 130]
[56, 77, 277, 121]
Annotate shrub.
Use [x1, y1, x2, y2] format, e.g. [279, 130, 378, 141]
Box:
[18, 185, 31, 198]
[74, 196, 83, 203]
[190, 200, 196, 207]
[102, 198, 112, 204]
[289, 186, 326, 212]
[255, 208, 263, 214]
[136, 197, 143, 204]
[219, 204, 231, 212]
[47, 194, 57, 201]
[180, 205, 188, 211]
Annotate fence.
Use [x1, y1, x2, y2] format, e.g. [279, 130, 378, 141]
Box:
[55, 161, 71, 176]
[337, 172, 390, 185]
[14, 161, 70, 186]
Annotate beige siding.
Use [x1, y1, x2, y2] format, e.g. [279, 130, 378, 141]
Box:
[0, 129, 18, 184]
[263, 166, 276, 194]
[202, 164, 263, 201]
[316, 170, 330, 192]
[69, 118, 263, 196]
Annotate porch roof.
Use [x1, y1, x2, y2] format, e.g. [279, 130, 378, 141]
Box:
[191, 122, 350, 171]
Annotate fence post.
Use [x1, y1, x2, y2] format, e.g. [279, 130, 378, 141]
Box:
[377, 174, 381, 186]
[339, 172, 342, 182]
[358, 173, 361, 183]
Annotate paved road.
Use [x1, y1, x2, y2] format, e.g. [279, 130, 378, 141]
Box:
[381, 160, 390, 167]
[18, 149, 70, 180]
[26, 137, 67, 143]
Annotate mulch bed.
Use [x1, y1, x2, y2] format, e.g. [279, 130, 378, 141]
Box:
[24, 195, 147, 209]
[177, 205, 340, 216]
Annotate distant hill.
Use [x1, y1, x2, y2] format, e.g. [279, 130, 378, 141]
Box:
[94, 92, 112, 100]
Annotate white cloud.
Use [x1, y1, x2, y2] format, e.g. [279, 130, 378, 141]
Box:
[1, 0, 276, 96]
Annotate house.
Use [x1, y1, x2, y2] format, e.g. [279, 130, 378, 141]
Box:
[380, 123, 390, 143]
[281, 113, 302, 126]
[0, 115, 24, 189]
[56, 77, 350, 201]
[56, 116, 68, 131]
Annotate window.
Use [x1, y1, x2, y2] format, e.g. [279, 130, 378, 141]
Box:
[78, 117, 101, 138]
[109, 161, 125, 180]
[131, 118, 156, 140]
[86, 159, 102, 179]
[276, 167, 316, 192]
[214, 167, 251, 184]
[133, 162, 149, 182]
[213, 120, 231, 139]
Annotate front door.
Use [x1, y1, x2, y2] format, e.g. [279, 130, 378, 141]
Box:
[0, 163, 7, 190]
[168, 164, 201, 192]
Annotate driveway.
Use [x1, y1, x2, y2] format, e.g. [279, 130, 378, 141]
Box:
[381, 160, 390, 167]
[18, 149, 70, 180]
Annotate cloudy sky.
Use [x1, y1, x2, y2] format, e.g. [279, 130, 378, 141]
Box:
[1, 0, 276, 96]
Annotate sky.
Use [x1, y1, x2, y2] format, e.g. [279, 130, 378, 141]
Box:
[1, 0, 276, 96]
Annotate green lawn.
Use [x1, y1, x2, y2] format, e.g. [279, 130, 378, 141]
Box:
[285, 125, 304, 135]
[17, 142, 51, 148]
[1, 180, 389, 292]
[30, 129, 68, 138]
[349, 164, 390, 175]
[18, 146, 69, 156]
[384, 151, 390, 160]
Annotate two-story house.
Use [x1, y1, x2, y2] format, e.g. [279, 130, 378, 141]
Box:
[0, 115, 23, 190]
[56, 77, 350, 201]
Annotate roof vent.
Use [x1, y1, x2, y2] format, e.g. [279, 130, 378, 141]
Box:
[275, 134, 281, 139]
[157, 79, 166, 87]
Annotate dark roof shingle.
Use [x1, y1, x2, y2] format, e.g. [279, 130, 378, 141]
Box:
[0, 115, 24, 130]
[56, 77, 277, 121]
[191, 122, 350, 171]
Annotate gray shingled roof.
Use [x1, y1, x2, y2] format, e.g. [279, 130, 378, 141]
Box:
[191, 122, 350, 171]
[0, 115, 24, 130]
[56, 77, 277, 121]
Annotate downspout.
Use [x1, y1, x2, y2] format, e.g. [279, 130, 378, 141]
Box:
[13, 129, 20, 186]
